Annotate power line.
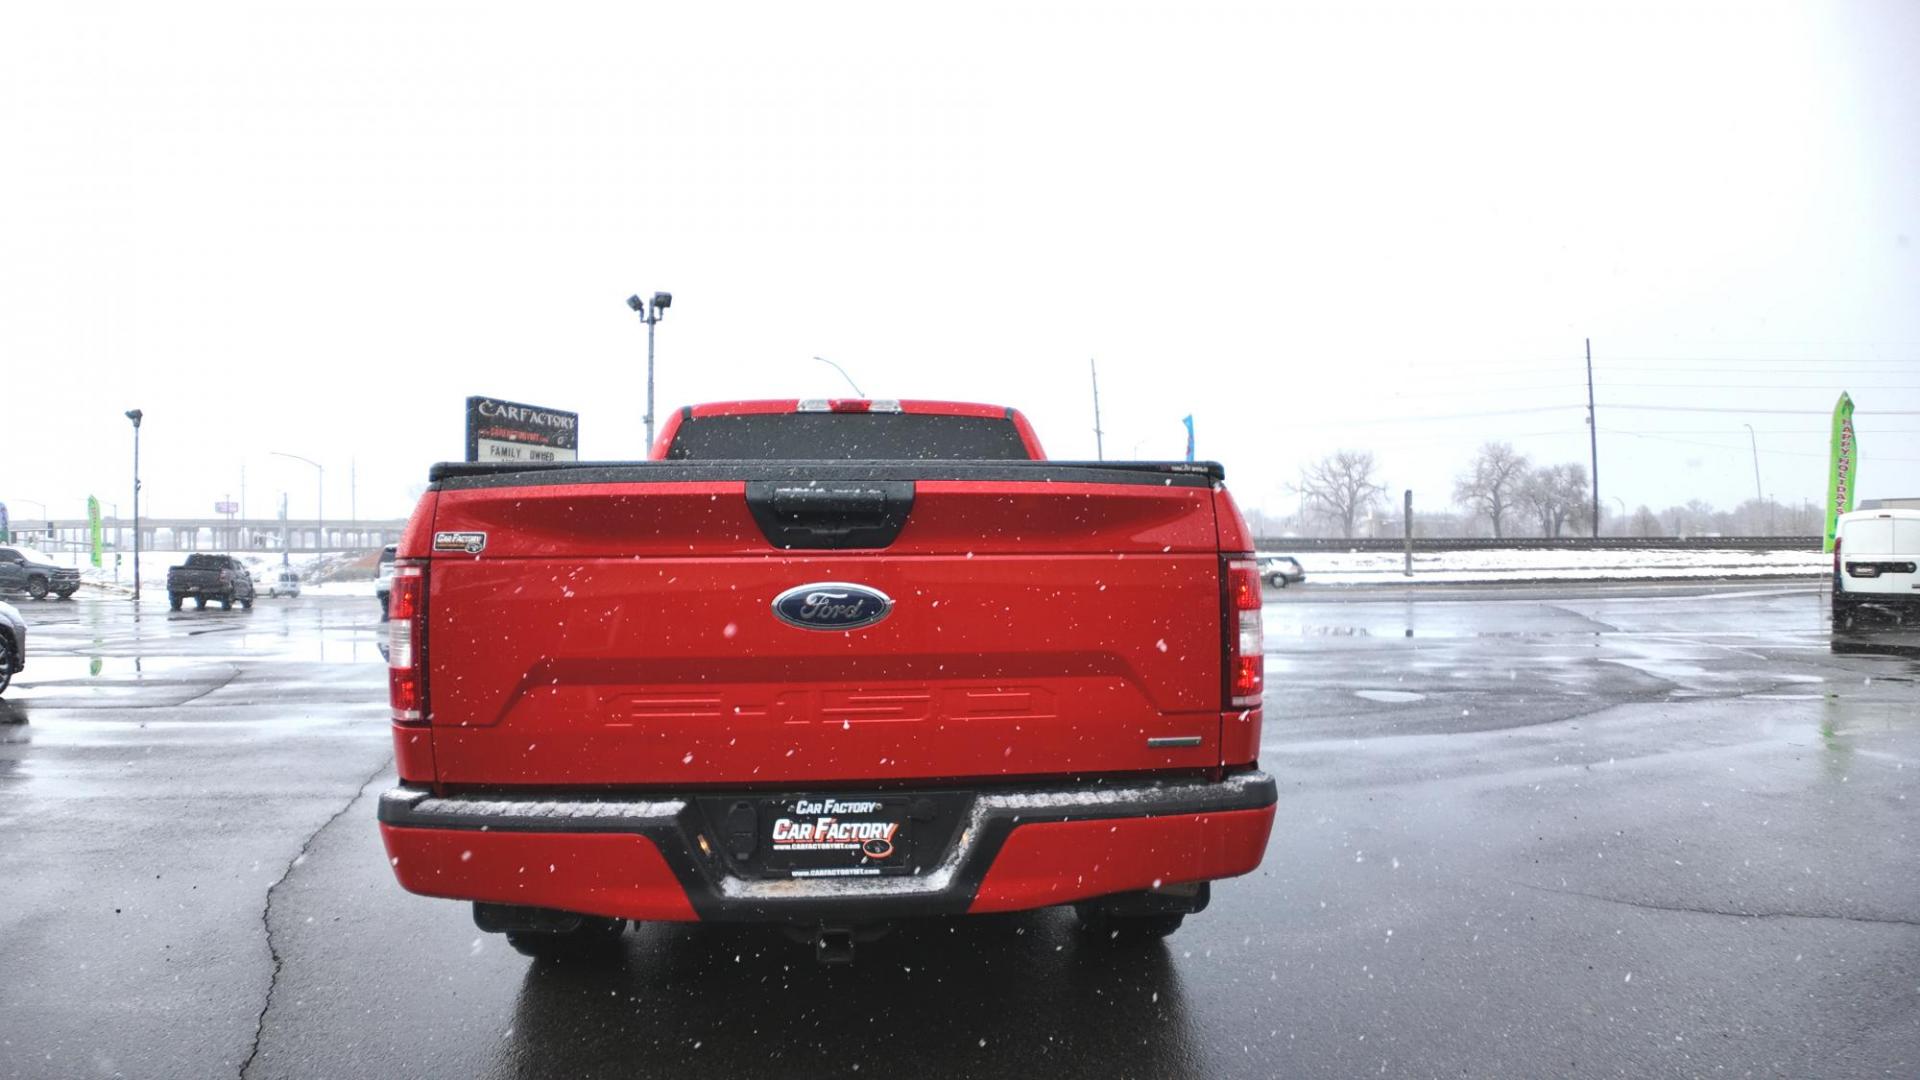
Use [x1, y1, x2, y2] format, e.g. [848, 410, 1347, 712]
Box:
[1285, 404, 1585, 428]
[1571, 355, 1918, 364]
[1600, 404, 1920, 415]
[1598, 382, 1920, 391]
[1608, 427, 1920, 435]
[1600, 428, 1920, 463]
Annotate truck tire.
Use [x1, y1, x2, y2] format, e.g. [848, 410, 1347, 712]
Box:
[240, 596, 253, 610]
[1267, 573, 1287, 589]
[55, 588, 75, 600]
[505, 917, 628, 961]
[170, 594, 183, 611]
[1832, 595, 1854, 631]
[194, 596, 207, 609]
[0, 633, 13, 695]
[26, 577, 48, 601]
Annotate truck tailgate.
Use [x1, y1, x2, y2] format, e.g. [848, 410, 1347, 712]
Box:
[420, 465, 1230, 787]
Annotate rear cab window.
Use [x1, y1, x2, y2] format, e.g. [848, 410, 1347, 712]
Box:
[665, 404, 1036, 460]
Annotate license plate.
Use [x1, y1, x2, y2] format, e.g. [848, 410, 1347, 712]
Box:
[760, 796, 913, 878]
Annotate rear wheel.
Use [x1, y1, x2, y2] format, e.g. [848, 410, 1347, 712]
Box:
[194, 597, 207, 609]
[1267, 573, 1287, 589]
[26, 577, 47, 601]
[169, 594, 183, 611]
[504, 917, 629, 961]
[220, 596, 233, 610]
[0, 633, 14, 694]
[1832, 595, 1855, 630]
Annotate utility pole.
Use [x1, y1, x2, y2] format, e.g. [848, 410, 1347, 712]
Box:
[1742, 423, 1763, 505]
[1403, 489, 1413, 577]
[1090, 358, 1105, 460]
[1585, 338, 1599, 538]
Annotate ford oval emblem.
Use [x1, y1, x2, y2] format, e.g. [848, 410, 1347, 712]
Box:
[772, 582, 894, 631]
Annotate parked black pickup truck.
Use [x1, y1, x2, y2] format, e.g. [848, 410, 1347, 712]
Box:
[0, 545, 80, 601]
[167, 554, 255, 610]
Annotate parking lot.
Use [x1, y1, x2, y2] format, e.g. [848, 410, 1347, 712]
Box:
[1, 582, 1915, 1079]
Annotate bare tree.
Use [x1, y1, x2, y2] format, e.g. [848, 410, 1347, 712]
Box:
[1631, 505, 1660, 537]
[1515, 463, 1591, 538]
[1453, 442, 1530, 538]
[1295, 450, 1386, 539]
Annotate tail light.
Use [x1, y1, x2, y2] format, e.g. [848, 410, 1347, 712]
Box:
[388, 562, 428, 723]
[1833, 536, 1842, 588]
[1224, 557, 1265, 707]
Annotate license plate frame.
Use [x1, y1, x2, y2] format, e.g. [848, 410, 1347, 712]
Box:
[758, 795, 915, 878]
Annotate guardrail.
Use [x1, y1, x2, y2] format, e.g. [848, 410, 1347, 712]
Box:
[1255, 536, 1825, 553]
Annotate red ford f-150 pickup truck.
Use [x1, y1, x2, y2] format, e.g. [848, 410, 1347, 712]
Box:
[378, 399, 1275, 962]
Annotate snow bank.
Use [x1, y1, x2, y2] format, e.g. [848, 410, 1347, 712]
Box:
[1262, 547, 1827, 586]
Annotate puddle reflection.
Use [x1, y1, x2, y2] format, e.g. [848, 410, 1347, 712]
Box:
[1829, 616, 1920, 662]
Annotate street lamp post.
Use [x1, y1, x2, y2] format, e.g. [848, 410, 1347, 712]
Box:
[15, 499, 47, 543]
[1742, 423, 1764, 510]
[813, 356, 865, 397]
[270, 452, 323, 554]
[626, 291, 672, 451]
[125, 410, 143, 601]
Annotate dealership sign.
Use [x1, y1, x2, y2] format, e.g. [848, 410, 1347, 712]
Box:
[465, 396, 579, 464]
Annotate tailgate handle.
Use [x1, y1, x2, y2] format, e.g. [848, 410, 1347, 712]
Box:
[745, 481, 916, 549]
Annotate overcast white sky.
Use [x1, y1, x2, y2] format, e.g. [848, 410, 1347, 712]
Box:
[4, 0, 1916, 526]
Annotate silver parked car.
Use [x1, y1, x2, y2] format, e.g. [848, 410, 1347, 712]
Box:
[1261, 556, 1307, 589]
[375, 544, 397, 620]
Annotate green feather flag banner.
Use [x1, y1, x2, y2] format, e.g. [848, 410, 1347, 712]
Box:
[88, 495, 103, 568]
[1823, 392, 1856, 553]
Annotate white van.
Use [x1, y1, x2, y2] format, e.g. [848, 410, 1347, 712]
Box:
[265, 568, 302, 599]
[1833, 508, 1920, 625]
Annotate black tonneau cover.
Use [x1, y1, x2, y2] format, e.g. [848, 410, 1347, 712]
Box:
[427, 459, 1227, 489]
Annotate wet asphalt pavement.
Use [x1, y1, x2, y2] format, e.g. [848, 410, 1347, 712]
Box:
[1, 582, 1916, 1079]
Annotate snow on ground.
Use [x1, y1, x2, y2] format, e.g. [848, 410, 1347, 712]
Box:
[1263, 547, 1828, 585]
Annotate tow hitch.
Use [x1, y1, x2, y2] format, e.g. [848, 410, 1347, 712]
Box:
[782, 923, 893, 965]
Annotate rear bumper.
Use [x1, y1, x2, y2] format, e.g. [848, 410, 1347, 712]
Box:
[378, 771, 1276, 923]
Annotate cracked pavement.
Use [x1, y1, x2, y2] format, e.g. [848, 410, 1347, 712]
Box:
[1, 582, 1915, 1079]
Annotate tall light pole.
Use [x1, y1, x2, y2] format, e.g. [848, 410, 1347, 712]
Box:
[1584, 338, 1599, 539]
[814, 356, 865, 396]
[626, 291, 673, 451]
[15, 499, 47, 540]
[1741, 423, 1764, 505]
[270, 452, 322, 553]
[125, 410, 143, 601]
